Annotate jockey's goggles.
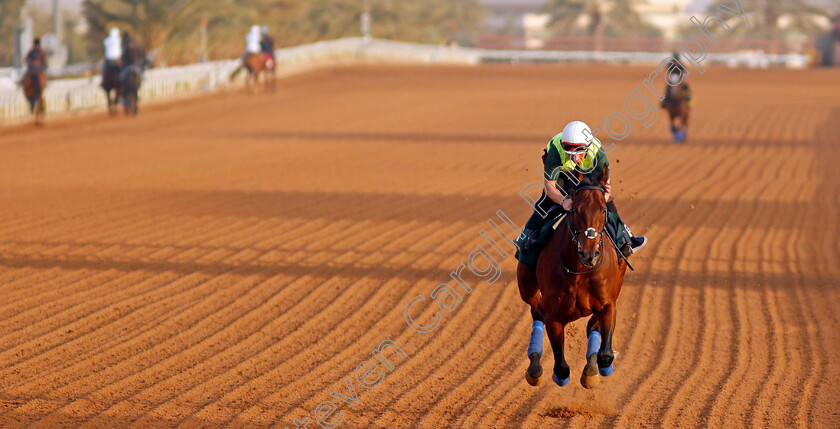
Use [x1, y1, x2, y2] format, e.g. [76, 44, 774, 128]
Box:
[561, 141, 589, 155]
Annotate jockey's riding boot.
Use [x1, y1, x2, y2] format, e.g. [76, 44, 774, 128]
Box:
[619, 224, 648, 258]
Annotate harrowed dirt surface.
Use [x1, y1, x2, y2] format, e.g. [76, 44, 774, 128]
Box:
[0, 64, 838, 428]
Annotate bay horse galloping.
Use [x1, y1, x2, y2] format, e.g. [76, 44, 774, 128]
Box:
[663, 79, 691, 143]
[517, 169, 628, 389]
[230, 53, 275, 93]
[22, 69, 46, 126]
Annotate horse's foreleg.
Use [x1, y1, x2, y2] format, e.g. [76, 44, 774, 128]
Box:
[517, 263, 544, 386]
[581, 315, 602, 388]
[546, 318, 569, 386]
[594, 303, 617, 375]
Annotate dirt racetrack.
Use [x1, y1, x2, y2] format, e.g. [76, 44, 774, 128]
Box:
[0, 64, 838, 428]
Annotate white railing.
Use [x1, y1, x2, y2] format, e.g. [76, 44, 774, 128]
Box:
[0, 37, 809, 124]
[0, 38, 477, 124]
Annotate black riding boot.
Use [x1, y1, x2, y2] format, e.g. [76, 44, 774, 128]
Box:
[515, 192, 559, 252]
[607, 200, 648, 258]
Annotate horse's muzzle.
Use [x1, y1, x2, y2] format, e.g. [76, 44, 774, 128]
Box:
[579, 251, 601, 267]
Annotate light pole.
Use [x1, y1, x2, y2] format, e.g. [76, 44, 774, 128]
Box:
[361, 0, 371, 41]
[200, 17, 208, 62]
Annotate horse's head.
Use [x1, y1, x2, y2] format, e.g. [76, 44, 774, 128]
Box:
[569, 172, 608, 267]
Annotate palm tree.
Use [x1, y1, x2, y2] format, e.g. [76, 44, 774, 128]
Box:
[707, 0, 830, 53]
[545, 0, 661, 49]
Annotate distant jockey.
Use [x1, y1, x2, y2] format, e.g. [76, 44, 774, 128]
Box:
[260, 25, 276, 69]
[119, 32, 148, 83]
[244, 25, 262, 60]
[103, 28, 122, 78]
[21, 38, 47, 91]
[662, 51, 691, 107]
[24, 38, 48, 73]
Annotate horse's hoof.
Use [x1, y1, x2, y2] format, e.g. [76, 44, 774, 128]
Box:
[599, 364, 614, 377]
[553, 374, 569, 387]
[580, 372, 599, 389]
[525, 369, 543, 386]
[525, 353, 543, 386]
[580, 353, 600, 389]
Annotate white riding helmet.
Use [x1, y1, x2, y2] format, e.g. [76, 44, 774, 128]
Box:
[561, 121, 593, 153]
[250, 25, 260, 34]
[109, 28, 120, 38]
[261, 25, 269, 35]
[668, 72, 682, 85]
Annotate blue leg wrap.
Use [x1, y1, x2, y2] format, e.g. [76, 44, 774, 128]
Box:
[586, 330, 600, 358]
[527, 320, 544, 356]
[599, 365, 614, 376]
[553, 373, 569, 387]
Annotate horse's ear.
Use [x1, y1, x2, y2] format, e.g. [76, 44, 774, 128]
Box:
[600, 166, 610, 188]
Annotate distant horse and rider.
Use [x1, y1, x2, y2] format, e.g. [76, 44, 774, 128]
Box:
[230, 25, 277, 92]
[101, 29, 151, 116]
[661, 52, 692, 143]
[21, 38, 47, 126]
[514, 121, 647, 389]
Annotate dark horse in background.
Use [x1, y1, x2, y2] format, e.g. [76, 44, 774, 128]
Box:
[101, 61, 122, 115]
[120, 64, 143, 116]
[22, 69, 46, 126]
[517, 169, 628, 389]
[663, 80, 691, 143]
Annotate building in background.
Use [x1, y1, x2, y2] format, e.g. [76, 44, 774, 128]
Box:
[482, 0, 547, 37]
[481, 0, 696, 49]
[635, 0, 692, 40]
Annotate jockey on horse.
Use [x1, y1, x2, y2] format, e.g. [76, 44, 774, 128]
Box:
[514, 121, 647, 261]
[119, 32, 146, 81]
[242, 26, 263, 63]
[661, 51, 692, 108]
[22, 38, 47, 92]
[101, 28, 123, 113]
[661, 52, 692, 142]
[21, 38, 48, 123]
[102, 28, 122, 84]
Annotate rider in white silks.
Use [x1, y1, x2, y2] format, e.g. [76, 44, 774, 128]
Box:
[102, 28, 122, 77]
[242, 26, 262, 61]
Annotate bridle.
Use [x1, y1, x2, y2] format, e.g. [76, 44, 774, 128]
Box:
[562, 185, 607, 275]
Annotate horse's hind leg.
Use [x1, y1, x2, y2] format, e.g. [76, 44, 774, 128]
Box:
[517, 263, 544, 386]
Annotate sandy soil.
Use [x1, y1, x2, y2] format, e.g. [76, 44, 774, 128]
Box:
[0, 64, 838, 428]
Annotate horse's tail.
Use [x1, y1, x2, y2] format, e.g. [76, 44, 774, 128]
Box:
[230, 65, 244, 81]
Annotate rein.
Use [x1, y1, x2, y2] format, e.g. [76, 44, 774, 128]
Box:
[561, 186, 607, 275]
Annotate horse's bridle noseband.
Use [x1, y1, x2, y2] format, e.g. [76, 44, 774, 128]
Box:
[563, 185, 607, 275]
